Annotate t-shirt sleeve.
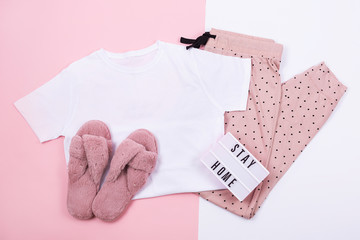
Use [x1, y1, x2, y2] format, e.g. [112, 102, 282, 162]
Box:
[14, 67, 75, 143]
[190, 48, 251, 112]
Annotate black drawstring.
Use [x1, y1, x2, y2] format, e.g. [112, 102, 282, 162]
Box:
[180, 32, 216, 50]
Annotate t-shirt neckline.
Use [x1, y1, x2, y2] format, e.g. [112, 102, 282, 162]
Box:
[98, 40, 163, 73]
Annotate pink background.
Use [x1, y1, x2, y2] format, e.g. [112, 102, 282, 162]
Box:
[0, 0, 205, 239]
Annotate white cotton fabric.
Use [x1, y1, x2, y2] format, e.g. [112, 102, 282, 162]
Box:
[14, 41, 251, 199]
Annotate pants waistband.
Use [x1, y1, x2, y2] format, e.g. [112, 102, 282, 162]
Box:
[205, 28, 283, 60]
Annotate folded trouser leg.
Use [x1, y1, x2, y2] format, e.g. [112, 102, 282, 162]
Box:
[198, 29, 347, 219]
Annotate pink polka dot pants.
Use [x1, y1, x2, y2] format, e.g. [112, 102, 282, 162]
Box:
[198, 29, 347, 219]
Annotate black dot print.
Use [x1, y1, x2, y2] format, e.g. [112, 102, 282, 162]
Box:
[198, 44, 345, 220]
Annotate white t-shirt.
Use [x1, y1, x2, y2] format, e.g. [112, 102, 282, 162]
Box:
[14, 41, 251, 199]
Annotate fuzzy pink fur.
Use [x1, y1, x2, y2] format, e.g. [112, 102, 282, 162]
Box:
[92, 129, 158, 222]
[67, 120, 112, 220]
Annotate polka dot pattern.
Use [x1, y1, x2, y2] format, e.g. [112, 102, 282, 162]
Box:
[198, 30, 347, 219]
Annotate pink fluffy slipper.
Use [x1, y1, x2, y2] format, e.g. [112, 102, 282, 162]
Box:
[67, 120, 112, 220]
[92, 129, 158, 221]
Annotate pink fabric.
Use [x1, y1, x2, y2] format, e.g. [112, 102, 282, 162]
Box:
[67, 120, 113, 219]
[68, 121, 158, 221]
[198, 29, 347, 219]
[92, 129, 158, 222]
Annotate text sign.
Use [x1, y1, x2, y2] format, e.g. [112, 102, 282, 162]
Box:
[201, 132, 269, 201]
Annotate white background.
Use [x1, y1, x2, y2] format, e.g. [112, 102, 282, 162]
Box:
[199, 0, 360, 239]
